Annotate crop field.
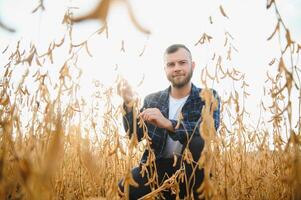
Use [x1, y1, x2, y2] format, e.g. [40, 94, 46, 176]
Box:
[0, 0, 300, 200]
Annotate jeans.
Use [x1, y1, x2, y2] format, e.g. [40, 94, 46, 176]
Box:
[118, 135, 205, 200]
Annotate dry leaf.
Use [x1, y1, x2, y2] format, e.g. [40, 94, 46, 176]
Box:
[0, 19, 16, 32]
[124, 0, 151, 34]
[266, 0, 275, 9]
[72, 0, 111, 22]
[219, 5, 229, 19]
[267, 21, 280, 41]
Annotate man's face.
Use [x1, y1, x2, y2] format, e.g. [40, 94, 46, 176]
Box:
[164, 48, 195, 88]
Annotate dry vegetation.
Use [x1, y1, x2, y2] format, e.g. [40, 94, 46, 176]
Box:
[0, 0, 301, 199]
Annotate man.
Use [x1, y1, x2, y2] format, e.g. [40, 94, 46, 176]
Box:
[118, 44, 220, 199]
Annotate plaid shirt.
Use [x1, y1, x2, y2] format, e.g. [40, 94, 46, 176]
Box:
[123, 83, 220, 163]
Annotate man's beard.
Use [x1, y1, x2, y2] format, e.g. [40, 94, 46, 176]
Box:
[168, 69, 193, 88]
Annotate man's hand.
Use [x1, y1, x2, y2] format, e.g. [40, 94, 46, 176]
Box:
[117, 77, 136, 111]
[140, 108, 174, 132]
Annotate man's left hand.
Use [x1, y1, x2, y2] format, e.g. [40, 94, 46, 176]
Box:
[139, 108, 174, 132]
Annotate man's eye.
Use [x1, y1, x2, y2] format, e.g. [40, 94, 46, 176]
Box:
[179, 61, 186, 65]
[167, 63, 175, 67]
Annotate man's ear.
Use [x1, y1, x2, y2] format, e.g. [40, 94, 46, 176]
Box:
[191, 61, 196, 70]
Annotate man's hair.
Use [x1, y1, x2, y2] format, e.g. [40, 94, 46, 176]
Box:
[164, 44, 192, 59]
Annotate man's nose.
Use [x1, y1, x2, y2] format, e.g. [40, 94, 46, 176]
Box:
[174, 63, 181, 71]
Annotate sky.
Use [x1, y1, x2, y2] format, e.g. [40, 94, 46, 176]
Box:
[0, 0, 300, 130]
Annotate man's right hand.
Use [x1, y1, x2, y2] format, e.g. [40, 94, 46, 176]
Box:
[117, 77, 136, 107]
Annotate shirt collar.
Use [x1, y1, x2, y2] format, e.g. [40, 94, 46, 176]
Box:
[163, 83, 200, 101]
[160, 83, 200, 117]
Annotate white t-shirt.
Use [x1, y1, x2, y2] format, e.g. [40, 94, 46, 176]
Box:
[162, 95, 189, 158]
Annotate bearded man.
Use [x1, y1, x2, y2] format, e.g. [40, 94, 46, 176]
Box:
[118, 44, 220, 199]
